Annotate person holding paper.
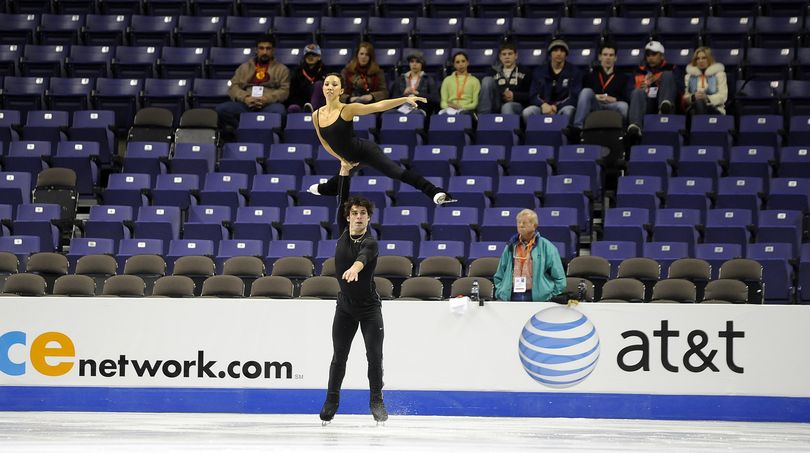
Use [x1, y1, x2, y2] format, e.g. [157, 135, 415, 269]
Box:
[493, 209, 566, 302]
[438, 51, 481, 115]
[308, 73, 456, 205]
[390, 51, 440, 115]
[626, 40, 683, 138]
[215, 34, 290, 131]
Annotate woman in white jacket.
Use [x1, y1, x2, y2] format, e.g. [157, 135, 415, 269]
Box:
[683, 47, 728, 115]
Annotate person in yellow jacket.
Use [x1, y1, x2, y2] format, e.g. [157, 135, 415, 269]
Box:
[439, 51, 481, 115]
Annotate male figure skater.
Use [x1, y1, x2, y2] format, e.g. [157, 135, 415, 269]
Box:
[320, 160, 388, 424]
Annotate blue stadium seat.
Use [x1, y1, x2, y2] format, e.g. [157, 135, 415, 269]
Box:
[151, 173, 199, 211]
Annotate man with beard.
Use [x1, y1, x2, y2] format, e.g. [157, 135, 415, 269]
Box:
[216, 34, 290, 131]
[287, 43, 326, 113]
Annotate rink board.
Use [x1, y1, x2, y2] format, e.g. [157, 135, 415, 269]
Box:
[1, 298, 809, 422]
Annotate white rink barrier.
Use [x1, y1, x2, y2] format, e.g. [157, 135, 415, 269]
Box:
[1, 298, 809, 422]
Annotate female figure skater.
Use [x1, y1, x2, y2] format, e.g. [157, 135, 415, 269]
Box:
[309, 73, 455, 205]
[320, 160, 387, 424]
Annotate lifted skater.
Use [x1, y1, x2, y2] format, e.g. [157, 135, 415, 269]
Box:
[320, 160, 388, 425]
[309, 73, 455, 205]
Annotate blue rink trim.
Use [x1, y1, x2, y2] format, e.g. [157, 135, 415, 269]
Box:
[1, 386, 809, 423]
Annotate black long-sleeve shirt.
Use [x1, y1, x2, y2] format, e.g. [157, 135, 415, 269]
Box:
[334, 174, 380, 306]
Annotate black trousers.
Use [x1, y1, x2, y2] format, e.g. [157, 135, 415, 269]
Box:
[318, 139, 442, 199]
[326, 300, 384, 397]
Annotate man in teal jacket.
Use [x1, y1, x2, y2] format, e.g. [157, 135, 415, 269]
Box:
[493, 209, 566, 301]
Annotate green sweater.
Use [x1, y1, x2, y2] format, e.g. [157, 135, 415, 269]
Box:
[440, 72, 481, 111]
[493, 232, 567, 301]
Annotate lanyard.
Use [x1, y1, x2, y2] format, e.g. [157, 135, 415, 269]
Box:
[409, 72, 421, 90]
[515, 237, 535, 277]
[301, 68, 316, 84]
[598, 71, 615, 92]
[455, 72, 469, 101]
[359, 72, 369, 92]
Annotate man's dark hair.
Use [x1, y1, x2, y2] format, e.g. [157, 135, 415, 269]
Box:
[256, 34, 276, 47]
[499, 42, 518, 53]
[599, 42, 618, 55]
[344, 196, 374, 218]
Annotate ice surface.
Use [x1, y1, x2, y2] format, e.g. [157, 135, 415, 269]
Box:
[1, 412, 809, 452]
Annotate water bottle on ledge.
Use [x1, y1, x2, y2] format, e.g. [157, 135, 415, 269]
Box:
[471, 279, 481, 306]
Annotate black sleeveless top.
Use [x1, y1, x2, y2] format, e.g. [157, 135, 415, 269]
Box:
[317, 107, 366, 162]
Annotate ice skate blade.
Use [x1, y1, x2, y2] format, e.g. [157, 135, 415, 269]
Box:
[321, 420, 331, 426]
[375, 421, 386, 427]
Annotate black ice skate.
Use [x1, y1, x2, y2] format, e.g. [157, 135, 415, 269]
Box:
[320, 395, 339, 426]
[370, 394, 388, 425]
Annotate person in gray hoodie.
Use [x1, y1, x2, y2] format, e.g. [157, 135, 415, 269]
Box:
[682, 46, 728, 115]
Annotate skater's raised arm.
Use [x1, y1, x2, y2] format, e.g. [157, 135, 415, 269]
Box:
[335, 161, 354, 232]
[341, 96, 427, 118]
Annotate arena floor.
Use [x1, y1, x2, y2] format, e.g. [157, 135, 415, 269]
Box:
[1, 411, 809, 452]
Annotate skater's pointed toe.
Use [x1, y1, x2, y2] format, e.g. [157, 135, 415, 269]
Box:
[433, 192, 457, 205]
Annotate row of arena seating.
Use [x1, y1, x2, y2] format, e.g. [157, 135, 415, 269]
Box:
[2, 44, 809, 84]
[3, 0, 808, 19]
[0, 226, 803, 302]
[3, 106, 810, 152]
[0, 250, 774, 304]
[1, 13, 810, 50]
[4, 0, 810, 18]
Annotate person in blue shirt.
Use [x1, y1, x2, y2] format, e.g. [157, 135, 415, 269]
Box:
[522, 39, 583, 126]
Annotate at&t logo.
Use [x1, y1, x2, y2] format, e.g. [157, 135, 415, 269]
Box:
[518, 306, 600, 388]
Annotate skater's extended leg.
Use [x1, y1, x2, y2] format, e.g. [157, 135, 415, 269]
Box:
[363, 144, 455, 205]
[310, 174, 340, 197]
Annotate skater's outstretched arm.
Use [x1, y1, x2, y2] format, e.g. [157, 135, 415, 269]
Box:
[341, 96, 427, 118]
[335, 161, 355, 233]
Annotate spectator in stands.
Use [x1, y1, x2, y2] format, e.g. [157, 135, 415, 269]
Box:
[627, 41, 681, 138]
[682, 47, 728, 116]
[320, 160, 388, 424]
[522, 39, 582, 124]
[564, 43, 630, 142]
[390, 51, 440, 115]
[439, 51, 481, 115]
[216, 34, 290, 131]
[477, 42, 533, 116]
[341, 42, 389, 104]
[493, 209, 566, 302]
[287, 43, 327, 113]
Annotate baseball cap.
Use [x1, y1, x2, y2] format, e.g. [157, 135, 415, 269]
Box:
[644, 41, 665, 54]
[304, 43, 321, 56]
